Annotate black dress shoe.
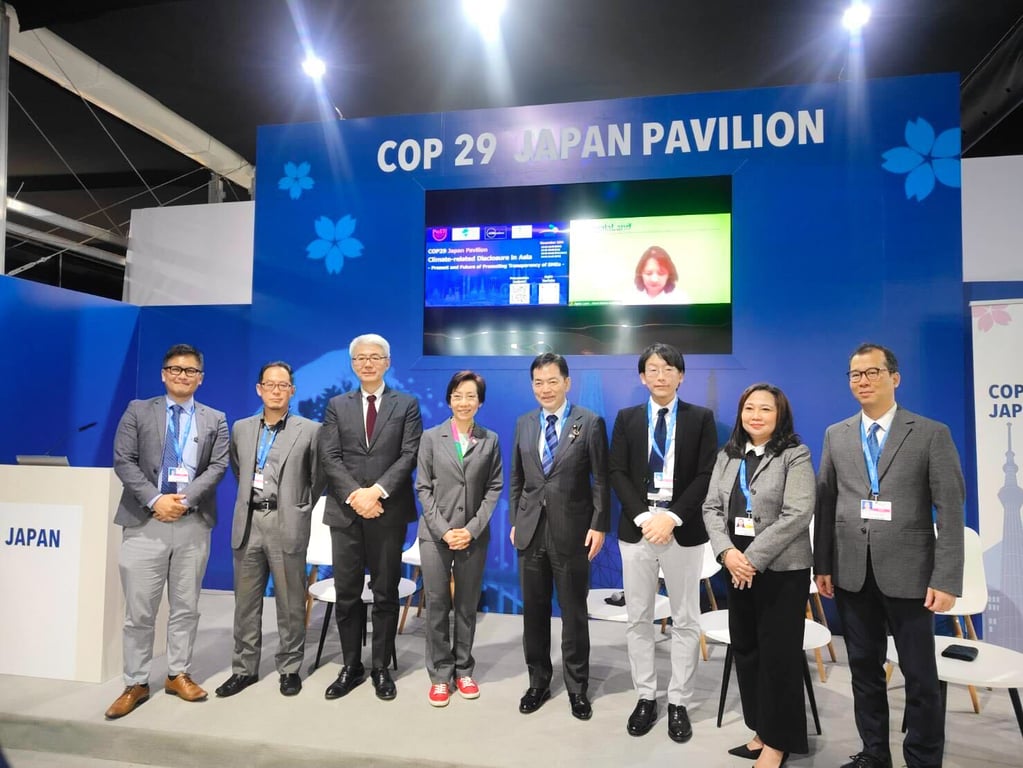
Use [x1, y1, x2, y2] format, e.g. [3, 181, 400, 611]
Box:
[324, 665, 365, 700]
[279, 673, 302, 696]
[627, 698, 658, 736]
[568, 692, 592, 721]
[840, 753, 892, 768]
[727, 743, 763, 759]
[667, 703, 693, 743]
[370, 667, 397, 700]
[518, 687, 551, 714]
[214, 673, 258, 698]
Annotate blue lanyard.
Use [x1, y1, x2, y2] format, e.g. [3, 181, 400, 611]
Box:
[170, 406, 194, 466]
[738, 458, 753, 514]
[860, 420, 888, 498]
[256, 423, 279, 471]
[647, 401, 676, 464]
[540, 402, 571, 464]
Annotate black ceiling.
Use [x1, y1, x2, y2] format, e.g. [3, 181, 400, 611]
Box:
[6, 0, 1023, 296]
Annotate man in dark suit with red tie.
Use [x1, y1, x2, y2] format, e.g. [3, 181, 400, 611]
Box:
[318, 334, 423, 701]
[509, 352, 610, 720]
[609, 342, 717, 743]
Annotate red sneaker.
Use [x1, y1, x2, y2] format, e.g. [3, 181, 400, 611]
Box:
[455, 676, 480, 699]
[428, 683, 450, 707]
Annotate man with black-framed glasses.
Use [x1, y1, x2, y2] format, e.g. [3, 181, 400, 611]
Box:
[814, 343, 965, 768]
[106, 343, 229, 719]
[215, 361, 324, 699]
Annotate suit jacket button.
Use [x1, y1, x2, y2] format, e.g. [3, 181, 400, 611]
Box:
[753, 517, 760, 523]
[750, 489, 756, 495]
[860, 526, 867, 534]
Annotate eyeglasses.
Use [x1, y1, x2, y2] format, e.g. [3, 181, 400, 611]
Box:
[163, 366, 202, 377]
[259, 381, 293, 391]
[847, 367, 889, 383]
[644, 366, 679, 377]
[353, 354, 388, 365]
[450, 393, 479, 403]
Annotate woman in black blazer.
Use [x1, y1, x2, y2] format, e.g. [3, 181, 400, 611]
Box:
[414, 371, 503, 708]
[702, 383, 816, 768]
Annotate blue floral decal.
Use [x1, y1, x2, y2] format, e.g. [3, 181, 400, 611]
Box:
[881, 118, 960, 201]
[278, 161, 314, 200]
[306, 215, 364, 274]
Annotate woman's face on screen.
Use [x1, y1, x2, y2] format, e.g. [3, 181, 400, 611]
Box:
[641, 258, 669, 296]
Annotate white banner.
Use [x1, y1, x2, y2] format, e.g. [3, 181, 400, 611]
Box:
[0, 502, 84, 678]
[971, 299, 1023, 651]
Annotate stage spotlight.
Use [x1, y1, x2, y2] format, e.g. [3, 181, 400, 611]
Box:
[302, 54, 326, 80]
[842, 2, 871, 32]
[463, 0, 506, 42]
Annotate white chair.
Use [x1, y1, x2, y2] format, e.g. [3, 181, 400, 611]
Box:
[699, 609, 829, 733]
[888, 526, 988, 713]
[304, 496, 332, 626]
[398, 537, 422, 634]
[308, 574, 417, 671]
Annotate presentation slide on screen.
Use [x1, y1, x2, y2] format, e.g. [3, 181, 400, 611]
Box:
[424, 213, 730, 309]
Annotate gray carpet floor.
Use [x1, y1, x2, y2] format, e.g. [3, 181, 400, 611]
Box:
[0, 590, 1018, 767]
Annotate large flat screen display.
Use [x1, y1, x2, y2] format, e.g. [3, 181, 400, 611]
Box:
[423, 176, 731, 356]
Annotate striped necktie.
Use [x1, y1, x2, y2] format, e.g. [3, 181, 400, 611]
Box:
[542, 414, 558, 475]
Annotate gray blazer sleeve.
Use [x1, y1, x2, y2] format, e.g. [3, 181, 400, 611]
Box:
[701, 450, 734, 560]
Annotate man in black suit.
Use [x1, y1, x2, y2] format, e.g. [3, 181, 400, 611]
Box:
[509, 352, 610, 720]
[318, 334, 423, 701]
[609, 342, 717, 743]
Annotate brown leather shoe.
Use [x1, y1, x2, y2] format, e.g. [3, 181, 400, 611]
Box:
[104, 684, 150, 719]
[164, 673, 208, 702]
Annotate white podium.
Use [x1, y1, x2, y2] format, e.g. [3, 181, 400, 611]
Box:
[0, 465, 127, 682]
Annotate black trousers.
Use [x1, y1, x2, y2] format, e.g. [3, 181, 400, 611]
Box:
[518, 513, 591, 693]
[729, 567, 810, 754]
[835, 553, 944, 768]
[330, 519, 407, 669]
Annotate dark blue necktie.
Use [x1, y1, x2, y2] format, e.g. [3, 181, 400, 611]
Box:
[542, 414, 558, 475]
[649, 407, 668, 486]
[867, 422, 881, 466]
[160, 404, 183, 493]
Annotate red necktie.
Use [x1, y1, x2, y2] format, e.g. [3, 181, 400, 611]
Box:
[365, 394, 377, 444]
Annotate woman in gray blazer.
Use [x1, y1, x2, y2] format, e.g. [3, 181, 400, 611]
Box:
[414, 371, 503, 707]
[702, 383, 815, 768]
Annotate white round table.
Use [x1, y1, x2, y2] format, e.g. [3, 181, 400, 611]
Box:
[586, 588, 671, 622]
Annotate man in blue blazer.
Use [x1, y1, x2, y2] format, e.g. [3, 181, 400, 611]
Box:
[318, 334, 422, 701]
[509, 352, 610, 720]
[815, 343, 965, 768]
[105, 343, 229, 719]
[609, 343, 717, 743]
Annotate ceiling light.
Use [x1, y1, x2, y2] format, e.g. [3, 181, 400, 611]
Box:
[302, 54, 326, 80]
[463, 0, 506, 42]
[842, 2, 871, 32]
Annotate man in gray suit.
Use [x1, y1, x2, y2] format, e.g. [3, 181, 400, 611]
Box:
[105, 343, 229, 719]
[318, 334, 422, 701]
[510, 352, 610, 720]
[214, 361, 324, 699]
[815, 343, 965, 768]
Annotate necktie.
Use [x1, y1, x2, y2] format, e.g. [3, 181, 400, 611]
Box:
[365, 394, 377, 445]
[867, 422, 881, 466]
[650, 407, 668, 474]
[542, 414, 558, 475]
[160, 404, 183, 493]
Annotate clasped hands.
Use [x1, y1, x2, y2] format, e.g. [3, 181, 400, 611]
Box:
[723, 548, 757, 589]
[346, 486, 384, 518]
[443, 528, 473, 550]
[153, 493, 189, 522]
[640, 514, 676, 546]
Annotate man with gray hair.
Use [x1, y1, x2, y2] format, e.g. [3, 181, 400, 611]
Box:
[318, 334, 423, 701]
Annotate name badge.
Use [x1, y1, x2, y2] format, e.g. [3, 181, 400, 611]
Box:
[252, 472, 265, 491]
[734, 517, 756, 537]
[652, 473, 674, 494]
[168, 466, 189, 484]
[860, 499, 892, 521]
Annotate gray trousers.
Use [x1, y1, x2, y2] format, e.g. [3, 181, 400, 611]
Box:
[231, 508, 308, 675]
[119, 514, 210, 685]
[420, 534, 488, 684]
[620, 535, 703, 706]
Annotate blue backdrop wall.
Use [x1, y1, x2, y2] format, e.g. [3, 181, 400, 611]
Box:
[1, 74, 968, 610]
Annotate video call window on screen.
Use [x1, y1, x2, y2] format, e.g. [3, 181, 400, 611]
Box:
[423, 176, 732, 356]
